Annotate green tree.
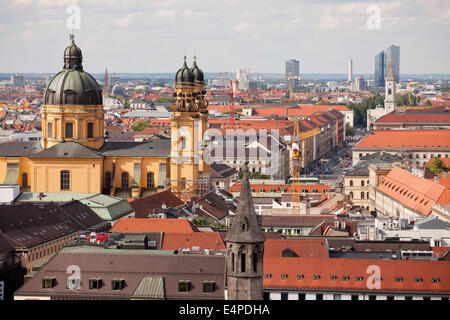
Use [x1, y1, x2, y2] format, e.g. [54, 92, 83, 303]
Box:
[345, 123, 354, 136]
[424, 100, 432, 107]
[427, 158, 448, 174]
[153, 97, 176, 103]
[131, 121, 149, 132]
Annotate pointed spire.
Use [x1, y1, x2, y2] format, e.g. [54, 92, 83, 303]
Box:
[70, 33, 75, 45]
[225, 162, 265, 243]
[386, 60, 395, 81]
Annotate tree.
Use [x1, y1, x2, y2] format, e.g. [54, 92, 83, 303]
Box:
[424, 100, 432, 107]
[153, 97, 175, 103]
[345, 123, 354, 137]
[427, 158, 448, 174]
[131, 121, 149, 132]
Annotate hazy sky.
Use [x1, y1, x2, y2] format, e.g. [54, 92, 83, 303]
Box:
[0, 0, 449, 74]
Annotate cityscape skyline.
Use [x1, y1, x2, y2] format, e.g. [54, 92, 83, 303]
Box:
[0, 0, 449, 74]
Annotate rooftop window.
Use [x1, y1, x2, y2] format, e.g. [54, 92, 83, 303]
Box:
[89, 278, 102, 290]
[178, 280, 191, 292]
[203, 281, 215, 293]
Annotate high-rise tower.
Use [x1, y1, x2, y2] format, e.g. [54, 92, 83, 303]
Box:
[348, 59, 353, 82]
[225, 162, 265, 300]
[169, 56, 209, 200]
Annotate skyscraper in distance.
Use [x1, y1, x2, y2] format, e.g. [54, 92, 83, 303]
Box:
[285, 59, 300, 89]
[348, 59, 353, 82]
[374, 45, 400, 87]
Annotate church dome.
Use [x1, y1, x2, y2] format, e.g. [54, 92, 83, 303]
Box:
[43, 34, 102, 106]
[175, 58, 194, 85]
[190, 59, 204, 83]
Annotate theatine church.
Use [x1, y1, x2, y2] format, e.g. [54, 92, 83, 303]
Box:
[0, 35, 210, 201]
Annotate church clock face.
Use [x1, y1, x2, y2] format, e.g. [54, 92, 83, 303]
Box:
[179, 126, 188, 136]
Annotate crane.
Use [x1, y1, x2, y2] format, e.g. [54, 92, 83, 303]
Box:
[285, 121, 321, 214]
[286, 72, 301, 99]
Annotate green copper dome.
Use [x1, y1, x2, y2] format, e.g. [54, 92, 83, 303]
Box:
[44, 34, 102, 106]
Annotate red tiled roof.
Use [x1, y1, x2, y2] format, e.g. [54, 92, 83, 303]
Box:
[263, 257, 450, 293]
[161, 232, 225, 251]
[110, 218, 198, 233]
[264, 239, 328, 259]
[375, 112, 450, 124]
[354, 130, 450, 150]
[377, 167, 449, 216]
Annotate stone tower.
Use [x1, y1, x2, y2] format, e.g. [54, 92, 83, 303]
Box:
[169, 57, 209, 201]
[225, 162, 265, 300]
[384, 60, 397, 114]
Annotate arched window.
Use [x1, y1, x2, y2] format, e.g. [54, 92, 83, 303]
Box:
[47, 122, 53, 138]
[349, 192, 353, 199]
[388, 88, 392, 95]
[65, 122, 73, 138]
[147, 172, 155, 189]
[60, 170, 70, 190]
[361, 180, 365, 187]
[121, 172, 129, 188]
[105, 172, 111, 188]
[22, 173, 28, 187]
[231, 253, 235, 272]
[181, 178, 186, 190]
[349, 180, 353, 187]
[87, 122, 94, 138]
[367, 192, 369, 199]
[361, 192, 365, 199]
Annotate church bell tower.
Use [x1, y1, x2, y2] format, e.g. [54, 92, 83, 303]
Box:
[225, 162, 265, 300]
[169, 57, 209, 200]
[384, 60, 397, 114]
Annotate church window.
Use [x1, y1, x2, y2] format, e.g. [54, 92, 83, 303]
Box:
[65, 122, 73, 138]
[87, 122, 94, 138]
[60, 170, 70, 190]
[121, 172, 129, 188]
[105, 172, 111, 188]
[22, 173, 28, 187]
[47, 122, 53, 138]
[147, 172, 155, 189]
[253, 252, 258, 273]
[240, 253, 246, 273]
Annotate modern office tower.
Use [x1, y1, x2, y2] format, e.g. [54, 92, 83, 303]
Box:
[355, 76, 367, 91]
[384, 45, 400, 82]
[285, 59, 300, 89]
[236, 67, 250, 91]
[374, 50, 385, 88]
[10, 75, 24, 87]
[348, 59, 353, 82]
[374, 45, 400, 87]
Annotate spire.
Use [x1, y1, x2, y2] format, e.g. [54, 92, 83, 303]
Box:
[386, 60, 395, 81]
[225, 162, 265, 243]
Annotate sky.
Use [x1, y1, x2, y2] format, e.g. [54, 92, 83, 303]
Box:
[0, 0, 449, 75]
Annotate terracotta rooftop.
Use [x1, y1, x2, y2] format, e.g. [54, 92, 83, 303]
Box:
[354, 130, 450, 150]
[110, 218, 198, 233]
[375, 112, 450, 124]
[377, 167, 450, 217]
[130, 190, 184, 218]
[264, 239, 328, 259]
[263, 257, 450, 293]
[161, 232, 226, 251]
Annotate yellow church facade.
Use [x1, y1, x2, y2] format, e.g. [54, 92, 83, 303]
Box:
[0, 36, 209, 201]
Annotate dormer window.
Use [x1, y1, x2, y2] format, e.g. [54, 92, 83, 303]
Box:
[264, 273, 271, 279]
[42, 277, 56, 288]
[281, 274, 288, 280]
[203, 281, 215, 293]
[111, 278, 125, 290]
[414, 277, 423, 283]
[178, 280, 191, 292]
[313, 274, 320, 280]
[89, 278, 102, 289]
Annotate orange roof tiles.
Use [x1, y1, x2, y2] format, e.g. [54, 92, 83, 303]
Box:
[354, 130, 450, 150]
[161, 232, 225, 251]
[110, 218, 198, 233]
[263, 257, 450, 293]
[377, 167, 449, 216]
[376, 112, 450, 124]
[264, 239, 328, 259]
